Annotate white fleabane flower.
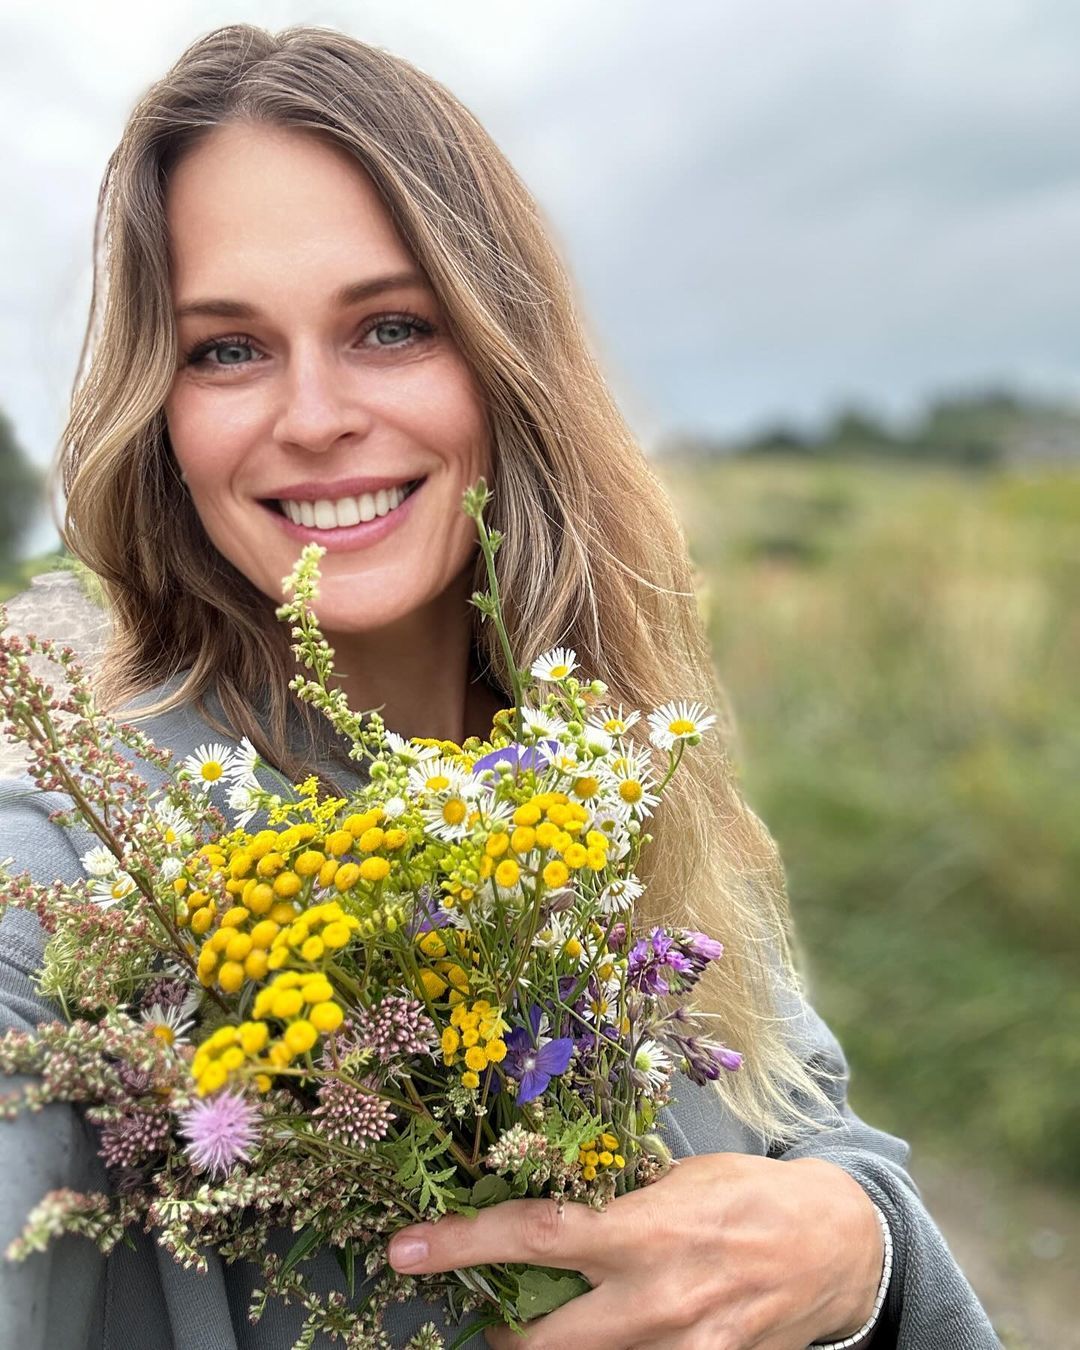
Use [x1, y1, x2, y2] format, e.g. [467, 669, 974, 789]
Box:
[606, 744, 662, 821]
[181, 742, 238, 792]
[87, 871, 138, 908]
[407, 756, 474, 799]
[530, 646, 578, 683]
[153, 803, 189, 849]
[474, 797, 516, 830]
[80, 844, 118, 878]
[140, 1002, 195, 1048]
[588, 800, 635, 864]
[420, 790, 481, 843]
[529, 912, 570, 952]
[225, 735, 259, 781]
[646, 700, 717, 752]
[384, 731, 441, 765]
[519, 706, 569, 741]
[596, 873, 645, 913]
[159, 856, 184, 883]
[633, 1038, 674, 1092]
[226, 781, 262, 830]
[586, 704, 641, 738]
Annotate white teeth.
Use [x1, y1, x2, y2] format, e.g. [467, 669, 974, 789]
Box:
[313, 500, 337, 530]
[278, 483, 413, 530]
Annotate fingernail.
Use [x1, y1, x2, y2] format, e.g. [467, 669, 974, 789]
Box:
[390, 1236, 429, 1269]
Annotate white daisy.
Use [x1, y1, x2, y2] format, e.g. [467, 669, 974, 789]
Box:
[407, 755, 474, 799]
[586, 704, 641, 738]
[584, 970, 623, 1023]
[153, 802, 189, 849]
[159, 856, 184, 884]
[596, 873, 645, 914]
[587, 803, 634, 864]
[140, 1001, 195, 1048]
[384, 731, 441, 765]
[530, 646, 578, 683]
[646, 700, 717, 752]
[226, 780, 263, 830]
[87, 871, 139, 909]
[224, 735, 260, 781]
[420, 791, 481, 843]
[529, 912, 567, 952]
[519, 706, 570, 742]
[633, 1038, 674, 1092]
[564, 762, 618, 808]
[543, 743, 587, 778]
[80, 844, 118, 878]
[608, 750, 662, 821]
[181, 742, 239, 792]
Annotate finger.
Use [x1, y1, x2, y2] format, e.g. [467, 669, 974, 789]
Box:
[387, 1195, 621, 1279]
[481, 1285, 644, 1350]
[485, 1323, 532, 1348]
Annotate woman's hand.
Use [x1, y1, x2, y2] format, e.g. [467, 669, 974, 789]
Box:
[387, 1152, 884, 1349]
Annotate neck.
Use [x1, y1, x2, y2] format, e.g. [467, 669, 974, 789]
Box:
[289, 569, 505, 746]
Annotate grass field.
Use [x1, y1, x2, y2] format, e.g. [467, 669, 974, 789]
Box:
[659, 454, 1079, 1194]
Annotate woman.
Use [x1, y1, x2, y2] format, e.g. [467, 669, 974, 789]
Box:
[0, 23, 999, 1349]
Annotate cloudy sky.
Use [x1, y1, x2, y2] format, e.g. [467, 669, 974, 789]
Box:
[3, 0, 1079, 550]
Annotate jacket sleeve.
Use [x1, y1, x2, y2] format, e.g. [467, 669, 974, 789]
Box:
[0, 777, 109, 1350]
[763, 968, 1003, 1350]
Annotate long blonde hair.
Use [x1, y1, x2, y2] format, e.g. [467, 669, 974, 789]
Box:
[50, 22, 842, 1145]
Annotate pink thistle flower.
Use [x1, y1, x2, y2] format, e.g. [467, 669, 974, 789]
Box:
[177, 1089, 261, 1178]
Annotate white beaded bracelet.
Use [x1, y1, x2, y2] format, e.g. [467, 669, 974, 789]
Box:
[809, 1201, 893, 1349]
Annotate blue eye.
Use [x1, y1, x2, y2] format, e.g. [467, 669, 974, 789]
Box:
[181, 311, 436, 374]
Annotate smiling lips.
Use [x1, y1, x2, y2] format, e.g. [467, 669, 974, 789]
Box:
[262, 474, 426, 551]
[277, 480, 421, 528]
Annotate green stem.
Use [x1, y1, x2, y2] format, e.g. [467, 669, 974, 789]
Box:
[472, 504, 524, 741]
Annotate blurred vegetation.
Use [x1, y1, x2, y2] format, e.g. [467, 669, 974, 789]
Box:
[659, 452, 1078, 1194]
[0, 410, 44, 594]
[0, 549, 104, 607]
[661, 387, 1080, 470]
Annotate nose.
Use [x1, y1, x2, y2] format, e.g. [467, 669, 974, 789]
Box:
[271, 337, 375, 455]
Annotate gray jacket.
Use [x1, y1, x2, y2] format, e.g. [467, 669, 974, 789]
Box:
[0, 678, 1001, 1348]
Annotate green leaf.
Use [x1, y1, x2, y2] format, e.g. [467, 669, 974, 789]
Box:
[469, 1174, 512, 1208]
[448, 1312, 507, 1349]
[333, 1241, 356, 1299]
[514, 1266, 592, 1320]
[281, 1226, 322, 1276]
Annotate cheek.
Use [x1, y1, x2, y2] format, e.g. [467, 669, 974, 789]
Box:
[164, 385, 254, 488]
[415, 359, 491, 475]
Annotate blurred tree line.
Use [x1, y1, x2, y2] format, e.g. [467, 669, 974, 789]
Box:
[661, 388, 1080, 469]
[0, 410, 44, 589]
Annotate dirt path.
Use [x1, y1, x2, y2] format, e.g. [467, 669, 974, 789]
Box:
[914, 1154, 1078, 1349]
[0, 569, 112, 778]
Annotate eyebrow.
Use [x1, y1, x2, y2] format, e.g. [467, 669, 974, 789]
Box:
[174, 269, 430, 320]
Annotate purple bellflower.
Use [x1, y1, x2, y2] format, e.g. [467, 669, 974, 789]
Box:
[407, 883, 452, 936]
[503, 1004, 575, 1104]
[627, 926, 695, 996]
[471, 740, 561, 779]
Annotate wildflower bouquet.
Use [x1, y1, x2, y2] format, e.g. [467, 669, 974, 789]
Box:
[0, 480, 742, 1349]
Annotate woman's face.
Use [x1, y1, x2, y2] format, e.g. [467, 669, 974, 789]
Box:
[163, 121, 491, 636]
